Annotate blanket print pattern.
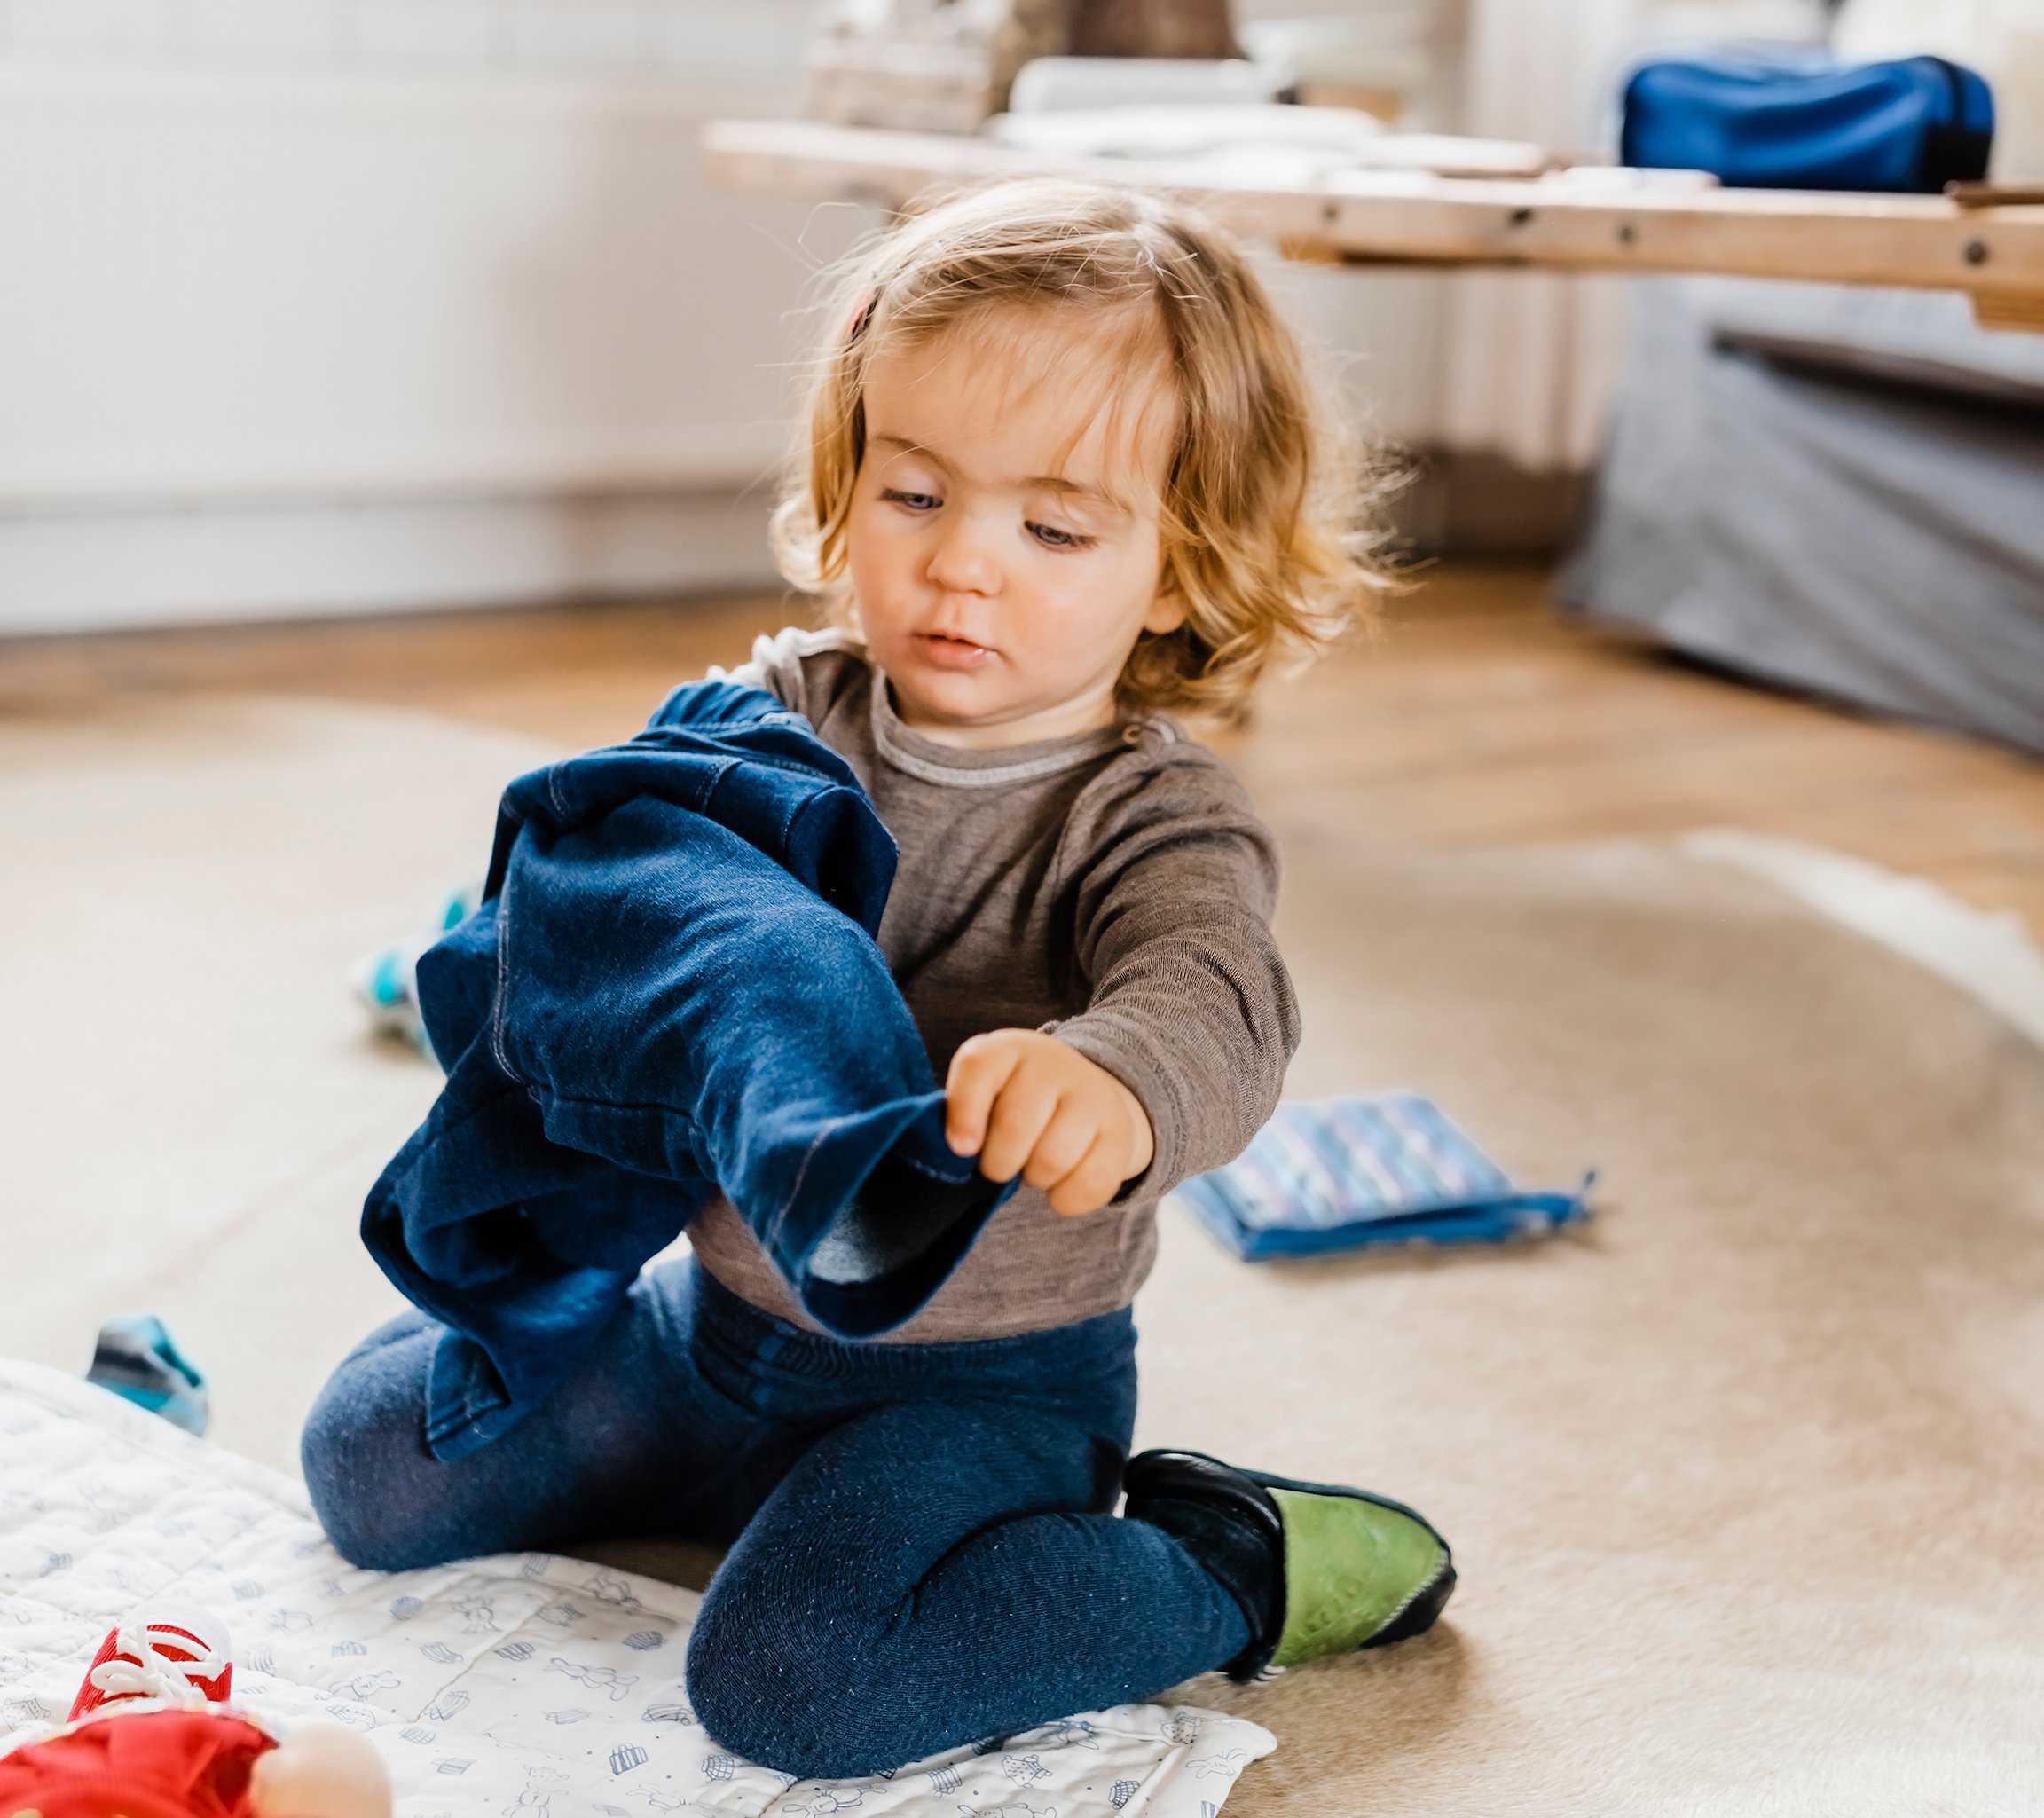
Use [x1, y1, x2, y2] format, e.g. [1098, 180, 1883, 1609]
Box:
[0, 1362, 1274, 1816]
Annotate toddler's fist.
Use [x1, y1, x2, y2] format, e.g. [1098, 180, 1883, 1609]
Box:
[944, 1030, 1154, 1216]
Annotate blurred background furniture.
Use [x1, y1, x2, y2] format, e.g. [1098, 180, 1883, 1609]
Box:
[710, 0, 2044, 756]
[1561, 280, 2044, 753]
[0, 0, 1845, 638]
[1562, 0, 2044, 752]
[702, 117, 2044, 315]
[3, 0, 2039, 668]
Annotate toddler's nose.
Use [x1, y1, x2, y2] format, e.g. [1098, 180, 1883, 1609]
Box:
[924, 518, 1001, 598]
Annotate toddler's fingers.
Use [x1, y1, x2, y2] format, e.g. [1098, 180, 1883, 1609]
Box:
[1045, 1130, 1125, 1217]
[977, 1074, 1063, 1184]
[945, 1037, 1022, 1154]
[1020, 1099, 1099, 1193]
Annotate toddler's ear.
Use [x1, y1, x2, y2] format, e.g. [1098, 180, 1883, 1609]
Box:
[1143, 588, 1189, 635]
[248, 1721, 392, 1818]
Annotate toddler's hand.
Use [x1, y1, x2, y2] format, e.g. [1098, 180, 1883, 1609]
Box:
[945, 1031, 1154, 1216]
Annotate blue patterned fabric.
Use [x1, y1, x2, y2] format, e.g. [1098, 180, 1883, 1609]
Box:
[1175, 1092, 1591, 1261]
[362, 680, 1014, 1463]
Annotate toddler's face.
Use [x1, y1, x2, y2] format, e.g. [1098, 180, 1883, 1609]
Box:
[843, 309, 1185, 746]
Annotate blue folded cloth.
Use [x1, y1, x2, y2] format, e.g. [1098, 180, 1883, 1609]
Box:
[1175, 1092, 1592, 1262]
[363, 679, 1015, 1461]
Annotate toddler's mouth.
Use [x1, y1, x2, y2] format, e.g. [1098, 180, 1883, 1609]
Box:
[915, 631, 996, 671]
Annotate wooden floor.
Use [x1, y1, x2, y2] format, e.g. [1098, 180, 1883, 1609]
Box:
[6, 562, 2044, 930]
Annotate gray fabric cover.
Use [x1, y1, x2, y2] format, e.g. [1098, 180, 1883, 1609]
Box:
[1559, 279, 2044, 753]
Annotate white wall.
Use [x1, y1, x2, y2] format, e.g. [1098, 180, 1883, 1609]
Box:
[0, 0, 853, 633]
[0, 0, 1484, 634]
[0, 0, 1481, 634]
[0, 0, 1838, 633]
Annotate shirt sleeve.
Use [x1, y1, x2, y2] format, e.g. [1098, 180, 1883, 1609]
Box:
[1045, 741, 1301, 1201]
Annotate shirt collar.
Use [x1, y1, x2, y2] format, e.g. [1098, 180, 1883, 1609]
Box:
[867, 672, 1136, 790]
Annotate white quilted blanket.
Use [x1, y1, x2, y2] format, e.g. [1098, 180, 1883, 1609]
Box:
[0, 1361, 1274, 1817]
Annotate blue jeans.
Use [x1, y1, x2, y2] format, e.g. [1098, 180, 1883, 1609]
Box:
[372, 677, 1013, 1464]
[302, 1262, 1249, 1778]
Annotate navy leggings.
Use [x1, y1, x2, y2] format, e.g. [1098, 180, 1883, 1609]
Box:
[301, 1260, 1249, 1777]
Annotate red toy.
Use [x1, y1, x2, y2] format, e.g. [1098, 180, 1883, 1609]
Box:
[0, 1600, 390, 1818]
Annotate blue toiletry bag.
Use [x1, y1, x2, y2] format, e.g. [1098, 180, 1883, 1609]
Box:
[1621, 51, 1993, 193]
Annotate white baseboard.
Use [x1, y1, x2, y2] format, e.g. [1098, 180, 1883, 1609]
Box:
[0, 487, 785, 635]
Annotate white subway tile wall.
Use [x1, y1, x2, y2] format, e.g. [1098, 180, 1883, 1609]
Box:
[505, 0, 649, 68]
[0, 0, 810, 75]
[349, 0, 501, 64]
[0, 49, 834, 629]
[11, 0, 178, 59]
[649, 2, 797, 76]
[185, 0, 340, 60]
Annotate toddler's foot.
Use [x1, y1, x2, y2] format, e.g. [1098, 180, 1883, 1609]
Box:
[69, 1597, 233, 1720]
[1122, 1449, 1455, 1680]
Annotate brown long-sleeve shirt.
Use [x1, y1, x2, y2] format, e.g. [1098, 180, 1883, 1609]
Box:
[685, 627, 1300, 1341]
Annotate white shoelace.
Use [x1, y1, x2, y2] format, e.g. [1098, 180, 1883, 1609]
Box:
[88, 1621, 227, 1705]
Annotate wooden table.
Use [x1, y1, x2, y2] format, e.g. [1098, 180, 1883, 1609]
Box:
[704, 118, 2044, 330]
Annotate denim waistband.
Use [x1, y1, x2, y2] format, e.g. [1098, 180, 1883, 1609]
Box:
[689, 1258, 1137, 1397]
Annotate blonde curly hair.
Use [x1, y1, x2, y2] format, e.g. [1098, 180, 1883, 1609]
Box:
[772, 177, 1389, 723]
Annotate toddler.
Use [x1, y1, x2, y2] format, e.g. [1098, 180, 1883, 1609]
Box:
[303, 179, 1454, 1779]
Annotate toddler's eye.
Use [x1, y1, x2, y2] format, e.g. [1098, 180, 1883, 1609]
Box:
[1027, 521, 1094, 551]
[881, 487, 940, 512]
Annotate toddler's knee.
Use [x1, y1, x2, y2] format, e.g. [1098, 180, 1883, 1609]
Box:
[686, 1602, 924, 1781]
[299, 1342, 444, 1573]
[300, 1401, 405, 1570]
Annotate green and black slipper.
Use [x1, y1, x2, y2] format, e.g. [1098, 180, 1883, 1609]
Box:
[1122, 1448, 1456, 1680]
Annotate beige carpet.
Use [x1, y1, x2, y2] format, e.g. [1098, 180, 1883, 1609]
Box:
[4, 696, 2040, 1813]
[0, 697, 544, 1468]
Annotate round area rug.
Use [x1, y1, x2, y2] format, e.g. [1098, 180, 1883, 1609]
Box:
[3, 695, 2039, 1813]
[1146, 832, 2044, 1815]
[0, 695, 557, 1470]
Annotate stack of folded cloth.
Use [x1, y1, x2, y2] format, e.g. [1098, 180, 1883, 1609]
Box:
[1175, 1091, 1592, 1262]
